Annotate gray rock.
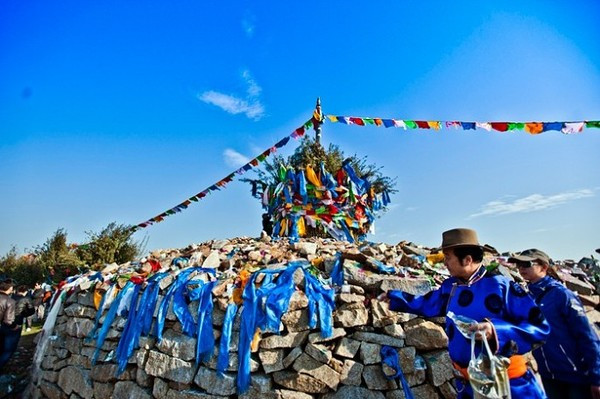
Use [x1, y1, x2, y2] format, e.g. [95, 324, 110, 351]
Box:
[359, 342, 381, 364]
[164, 389, 223, 399]
[42, 370, 59, 383]
[305, 342, 332, 364]
[259, 349, 286, 373]
[423, 350, 454, 387]
[112, 381, 151, 399]
[352, 331, 405, 348]
[90, 364, 134, 382]
[563, 273, 595, 295]
[203, 347, 259, 372]
[371, 299, 399, 327]
[308, 328, 346, 344]
[281, 309, 311, 332]
[288, 291, 309, 311]
[39, 381, 67, 399]
[278, 390, 315, 399]
[261, 331, 310, 349]
[340, 359, 363, 386]
[296, 242, 318, 256]
[439, 381, 457, 399]
[379, 278, 432, 296]
[193, 367, 236, 396]
[334, 302, 369, 328]
[152, 378, 169, 398]
[64, 318, 95, 338]
[136, 367, 152, 388]
[383, 323, 406, 339]
[293, 353, 340, 390]
[282, 346, 303, 368]
[406, 369, 426, 387]
[57, 366, 93, 399]
[404, 319, 448, 350]
[64, 304, 96, 319]
[411, 383, 440, 398]
[156, 329, 196, 361]
[334, 337, 361, 358]
[272, 371, 329, 394]
[362, 364, 397, 390]
[322, 385, 385, 399]
[92, 382, 113, 399]
[144, 350, 195, 384]
[338, 293, 365, 304]
[202, 250, 221, 268]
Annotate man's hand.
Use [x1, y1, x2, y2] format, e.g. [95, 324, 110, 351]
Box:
[591, 385, 600, 399]
[468, 321, 494, 340]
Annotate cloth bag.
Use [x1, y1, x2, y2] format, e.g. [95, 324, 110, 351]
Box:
[468, 332, 512, 399]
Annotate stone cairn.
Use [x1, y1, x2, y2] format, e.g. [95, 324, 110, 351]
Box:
[30, 236, 600, 399]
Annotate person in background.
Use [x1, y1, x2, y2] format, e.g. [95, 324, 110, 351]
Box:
[0, 280, 16, 369]
[381, 228, 550, 398]
[0, 285, 34, 369]
[14, 285, 35, 332]
[512, 248, 600, 399]
[31, 282, 45, 323]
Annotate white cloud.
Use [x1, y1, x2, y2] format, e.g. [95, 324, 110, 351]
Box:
[242, 70, 261, 98]
[223, 148, 250, 168]
[470, 189, 595, 218]
[242, 16, 255, 38]
[198, 91, 264, 120]
[198, 70, 265, 120]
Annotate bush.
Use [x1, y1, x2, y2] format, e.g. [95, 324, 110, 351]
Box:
[76, 222, 141, 269]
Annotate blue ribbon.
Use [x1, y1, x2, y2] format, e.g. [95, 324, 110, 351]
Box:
[115, 283, 142, 374]
[330, 252, 344, 287]
[87, 285, 111, 343]
[304, 271, 335, 338]
[155, 268, 215, 342]
[217, 303, 238, 376]
[343, 162, 365, 196]
[189, 279, 216, 364]
[298, 170, 308, 205]
[92, 281, 135, 364]
[380, 345, 414, 399]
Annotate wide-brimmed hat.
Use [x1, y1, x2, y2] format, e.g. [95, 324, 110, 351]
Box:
[508, 248, 551, 266]
[437, 228, 497, 253]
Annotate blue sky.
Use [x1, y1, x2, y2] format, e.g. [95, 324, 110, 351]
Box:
[1, 1, 599, 261]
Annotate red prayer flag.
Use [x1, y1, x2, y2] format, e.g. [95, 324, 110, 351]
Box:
[491, 123, 509, 132]
[350, 117, 365, 126]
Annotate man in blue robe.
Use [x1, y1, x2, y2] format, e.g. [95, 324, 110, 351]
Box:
[383, 228, 550, 398]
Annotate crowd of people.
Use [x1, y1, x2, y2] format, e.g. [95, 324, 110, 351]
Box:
[0, 280, 53, 370]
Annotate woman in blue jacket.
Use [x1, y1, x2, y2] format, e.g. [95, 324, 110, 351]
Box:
[382, 228, 550, 398]
[513, 248, 600, 399]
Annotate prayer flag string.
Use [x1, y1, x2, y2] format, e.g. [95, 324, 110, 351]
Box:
[325, 115, 600, 135]
[130, 119, 313, 231]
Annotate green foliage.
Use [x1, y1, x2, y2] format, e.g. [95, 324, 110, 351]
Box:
[0, 222, 142, 285]
[76, 222, 141, 269]
[34, 228, 85, 283]
[243, 135, 397, 196]
[0, 246, 44, 287]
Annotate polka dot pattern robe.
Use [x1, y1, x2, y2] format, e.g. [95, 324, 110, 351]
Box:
[388, 266, 550, 399]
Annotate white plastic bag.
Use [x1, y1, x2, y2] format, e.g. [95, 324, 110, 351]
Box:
[467, 331, 512, 399]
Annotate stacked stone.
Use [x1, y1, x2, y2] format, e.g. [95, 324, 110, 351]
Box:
[31, 237, 462, 399]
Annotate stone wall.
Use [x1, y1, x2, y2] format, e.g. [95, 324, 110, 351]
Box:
[30, 238, 459, 399]
[32, 290, 456, 399]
